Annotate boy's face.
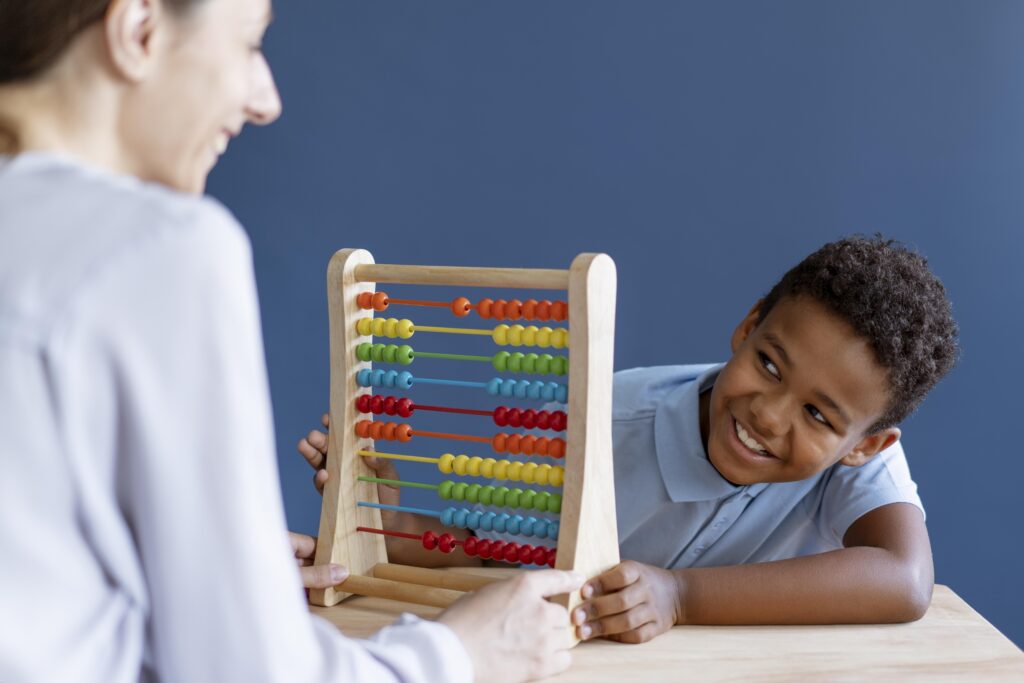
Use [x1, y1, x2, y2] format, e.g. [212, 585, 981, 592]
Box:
[704, 295, 901, 486]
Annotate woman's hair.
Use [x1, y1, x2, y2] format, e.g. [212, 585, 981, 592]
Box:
[0, 0, 201, 84]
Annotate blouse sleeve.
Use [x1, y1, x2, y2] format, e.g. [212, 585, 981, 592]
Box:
[73, 199, 471, 683]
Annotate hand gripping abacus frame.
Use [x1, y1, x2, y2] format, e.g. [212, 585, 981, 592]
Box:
[310, 249, 619, 637]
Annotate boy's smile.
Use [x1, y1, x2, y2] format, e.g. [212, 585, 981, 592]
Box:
[700, 295, 901, 486]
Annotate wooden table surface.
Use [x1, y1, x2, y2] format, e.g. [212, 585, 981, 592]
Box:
[312, 572, 1024, 682]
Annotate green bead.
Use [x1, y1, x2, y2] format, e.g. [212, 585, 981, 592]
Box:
[534, 491, 550, 511]
[479, 486, 494, 505]
[357, 343, 372, 361]
[397, 345, 414, 365]
[552, 356, 568, 375]
[548, 494, 562, 513]
[438, 480, 454, 500]
[493, 486, 509, 506]
[493, 351, 510, 371]
[520, 490, 536, 510]
[536, 354, 551, 373]
[452, 482, 468, 500]
[506, 489, 522, 508]
[465, 483, 482, 503]
[522, 353, 538, 372]
[372, 343, 387, 361]
[382, 344, 397, 362]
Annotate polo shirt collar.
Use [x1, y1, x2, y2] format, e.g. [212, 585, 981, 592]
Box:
[653, 363, 769, 503]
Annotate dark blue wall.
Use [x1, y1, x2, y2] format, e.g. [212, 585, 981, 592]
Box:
[208, 1, 1024, 648]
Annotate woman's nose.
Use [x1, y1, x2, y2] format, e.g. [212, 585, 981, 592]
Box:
[246, 53, 282, 126]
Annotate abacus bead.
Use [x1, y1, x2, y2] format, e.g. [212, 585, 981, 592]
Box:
[422, 531, 438, 550]
[522, 299, 538, 319]
[438, 453, 455, 473]
[356, 394, 371, 412]
[372, 291, 390, 311]
[491, 300, 506, 320]
[550, 439, 566, 458]
[397, 371, 414, 390]
[533, 491, 549, 511]
[493, 460, 508, 479]
[481, 457, 497, 477]
[506, 299, 523, 320]
[521, 490, 536, 509]
[508, 352, 524, 372]
[492, 324, 509, 345]
[556, 384, 569, 403]
[477, 298, 494, 319]
[440, 508, 455, 526]
[379, 343, 394, 362]
[536, 300, 551, 320]
[477, 540, 493, 559]
[453, 455, 470, 475]
[467, 456, 483, 476]
[514, 381, 529, 399]
[438, 533, 455, 553]
[518, 545, 534, 564]
[452, 482, 468, 500]
[521, 463, 538, 484]
[522, 353, 537, 373]
[465, 483, 482, 502]
[486, 378, 503, 396]
[492, 351, 510, 372]
[534, 464, 551, 485]
[453, 508, 468, 528]
[549, 467, 564, 486]
[492, 486, 509, 506]
[506, 489, 522, 509]
[396, 345, 414, 365]
[356, 318, 373, 336]
[463, 536, 478, 556]
[552, 357, 568, 375]
[548, 521, 560, 540]
[491, 433, 507, 453]
[397, 319, 415, 339]
[548, 494, 562, 513]
[551, 301, 568, 321]
[502, 380, 516, 398]
[478, 486, 493, 505]
[374, 395, 388, 413]
[357, 292, 373, 309]
[531, 546, 547, 566]
[438, 480, 454, 500]
[493, 406, 509, 427]
[521, 410, 537, 429]
[397, 423, 413, 441]
[548, 551, 556, 568]
[508, 461, 524, 480]
[355, 420, 371, 438]
[503, 544, 520, 563]
[551, 411, 567, 431]
[505, 434, 521, 454]
[357, 369, 372, 386]
[397, 397, 414, 417]
[534, 410, 549, 429]
[356, 343, 371, 361]
[451, 296, 471, 317]
[520, 435, 536, 455]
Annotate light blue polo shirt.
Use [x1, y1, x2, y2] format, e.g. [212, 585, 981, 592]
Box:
[613, 364, 923, 569]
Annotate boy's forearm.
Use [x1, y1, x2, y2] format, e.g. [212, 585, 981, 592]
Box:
[386, 512, 482, 568]
[674, 546, 933, 625]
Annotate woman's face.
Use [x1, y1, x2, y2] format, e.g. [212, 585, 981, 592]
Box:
[125, 0, 280, 193]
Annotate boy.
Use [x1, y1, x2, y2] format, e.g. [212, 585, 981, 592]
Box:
[299, 236, 958, 644]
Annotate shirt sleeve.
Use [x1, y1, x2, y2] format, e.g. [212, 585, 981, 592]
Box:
[815, 440, 925, 546]
[75, 200, 472, 683]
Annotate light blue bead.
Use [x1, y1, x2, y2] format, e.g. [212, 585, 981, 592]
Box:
[526, 382, 541, 399]
[357, 369, 373, 386]
[441, 508, 455, 526]
[467, 511, 482, 528]
[486, 378, 502, 395]
[398, 371, 414, 389]
[453, 509, 468, 527]
[514, 381, 528, 399]
[549, 521, 560, 540]
[480, 514, 494, 532]
[500, 380, 514, 397]
[555, 384, 568, 403]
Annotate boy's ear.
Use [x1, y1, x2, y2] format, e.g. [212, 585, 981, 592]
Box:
[840, 427, 901, 467]
[730, 299, 764, 353]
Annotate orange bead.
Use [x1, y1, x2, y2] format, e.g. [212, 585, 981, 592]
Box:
[536, 300, 551, 320]
[535, 437, 550, 455]
[492, 300, 506, 319]
[477, 298, 494, 319]
[506, 299, 523, 321]
[550, 439, 566, 458]
[551, 301, 568, 321]
[357, 292, 373, 309]
[372, 291, 390, 311]
[522, 299, 538, 320]
[506, 434, 521, 453]
[451, 297, 472, 317]
[520, 435, 536, 454]
[397, 423, 413, 442]
[355, 420, 372, 438]
[491, 433, 507, 452]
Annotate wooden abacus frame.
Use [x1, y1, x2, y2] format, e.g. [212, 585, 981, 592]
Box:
[310, 249, 619, 631]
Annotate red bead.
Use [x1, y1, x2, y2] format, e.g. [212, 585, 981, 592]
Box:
[547, 550, 557, 568]
[422, 531, 438, 550]
[530, 546, 547, 566]
[493, 406, 509, 427]
[503, 543, 520, 562]
[462, 536, 478, 556]
[551, 411, 567, 431]
[438, 533, 455, 553]
[370, 395, 384, 414]
[356, 394, 372, 413]
[507, 409, 522, 428]
[476, 540, 493, 559]
[396, 397, 414, 418]
[534, 411, 550, 429]
[381, 395, 396, 415]
[517, 544, 534, 564]
[521, 409, 537, 429]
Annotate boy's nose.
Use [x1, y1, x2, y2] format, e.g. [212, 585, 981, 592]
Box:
[749, 393, 788, 437]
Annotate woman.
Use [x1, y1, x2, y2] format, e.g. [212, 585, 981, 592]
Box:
[0, 1, 580, 681]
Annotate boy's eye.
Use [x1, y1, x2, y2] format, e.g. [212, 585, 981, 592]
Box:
[758, 351, 781, 379]
[806, 405, 832, 428]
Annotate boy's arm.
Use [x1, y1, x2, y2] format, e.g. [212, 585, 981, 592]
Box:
[576, 502, 933, 642]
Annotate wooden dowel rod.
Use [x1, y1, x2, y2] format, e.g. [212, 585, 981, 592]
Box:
[373, 563, 502, 593]
[354, 264, 569, 290]
[338, 574, 464, 608]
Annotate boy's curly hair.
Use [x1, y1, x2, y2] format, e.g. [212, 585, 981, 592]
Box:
[758, 235, 959, 433]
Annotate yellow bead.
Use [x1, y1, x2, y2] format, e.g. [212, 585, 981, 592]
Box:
[397, 319, 415, 339]
[492, 324, 509, 345]
[535, 464, 551, 485]
[453, 454, 469, 475]
[550, 467, 564, 487]
[481, 458, 496, 477]
[384, 318, 399, 337]
[494, 460, 509, 479]
[536, 327, 550, 348]
[357, 318, 374, 336]
[508, 461, 523, 481]
[467, 456, 482, 476]
[521, 462, 538, 484]
[554, 329, 568, 349]
[509, 325, 524, 346]
[438, 453, 455, 474]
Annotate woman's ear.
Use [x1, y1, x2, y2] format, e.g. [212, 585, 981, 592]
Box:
[840, 427, 901, 467]
[730, 299, 764, 353]
[104, 0, 163, 82]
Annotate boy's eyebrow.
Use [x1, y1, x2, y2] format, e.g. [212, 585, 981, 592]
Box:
[763, 332, 849, 424]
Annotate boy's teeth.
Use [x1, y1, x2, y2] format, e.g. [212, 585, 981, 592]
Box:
[735, 421, 768, 454]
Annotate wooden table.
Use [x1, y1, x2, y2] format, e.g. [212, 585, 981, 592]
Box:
[312, 573, 1024, 681]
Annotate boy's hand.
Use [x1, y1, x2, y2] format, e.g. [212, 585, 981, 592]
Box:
[289, 531, 349, 589]
[296, 412, 403, 526]
[572, 560, 684, 643]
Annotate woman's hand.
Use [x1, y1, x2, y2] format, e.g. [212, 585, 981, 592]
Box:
[289, 531, 349, 589]
[439, 570, 584, 683]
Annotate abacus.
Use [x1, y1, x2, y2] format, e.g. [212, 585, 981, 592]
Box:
[311, 249, 618, 632]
